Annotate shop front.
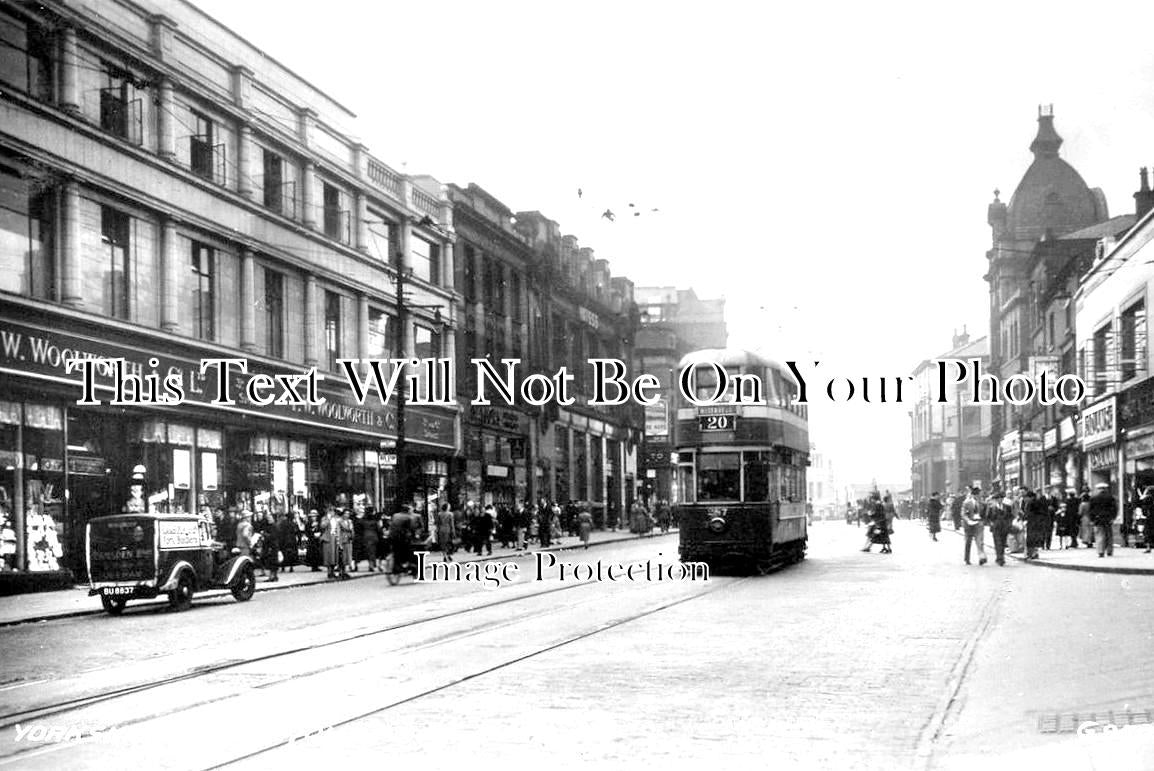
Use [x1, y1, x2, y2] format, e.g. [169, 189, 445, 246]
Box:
[997, 430, 1021, 489]
[1082, 395, 1117, 490]
[0, 307, 457, 586]
[461, 404, 531, 509]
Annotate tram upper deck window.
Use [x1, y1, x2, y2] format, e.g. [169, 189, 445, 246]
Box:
[697, 452, 740, 501]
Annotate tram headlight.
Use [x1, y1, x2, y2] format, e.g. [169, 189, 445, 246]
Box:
[707, 515, 727, 533]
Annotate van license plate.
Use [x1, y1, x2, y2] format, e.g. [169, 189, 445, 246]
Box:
[102, 587, 134, 597]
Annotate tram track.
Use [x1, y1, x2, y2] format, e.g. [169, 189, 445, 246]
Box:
[0, 573, 601, 730]
[0, 574, 747, 769]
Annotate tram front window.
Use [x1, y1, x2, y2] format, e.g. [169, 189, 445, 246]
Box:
[697, 453, 740, 501]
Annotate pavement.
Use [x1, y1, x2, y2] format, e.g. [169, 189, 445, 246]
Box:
[0, 527, 667, 627]
[924, 519, 1154, 575]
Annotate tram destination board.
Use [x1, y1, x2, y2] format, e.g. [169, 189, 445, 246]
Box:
[698, 413, 737, 431]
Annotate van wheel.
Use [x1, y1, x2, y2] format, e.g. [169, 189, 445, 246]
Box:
[101, 596, 127, 615]
[168, 573, 193, 611]
[231, 565, 255, 602]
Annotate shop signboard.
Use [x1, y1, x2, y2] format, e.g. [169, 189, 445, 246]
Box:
[1021, 431, 1043, 453]
[158, 520, 200, 550]
[644, 399, 669, 440]
[1043, 428, 1058, 452]
[1087, 444, 1117, 471]
[999, 431, 1021, 460]
[1126, 434, 1154, 460]
[1058, 416, 1076, 446]
[1081, 397, 1116, 451]
[0, 317, 456, 448]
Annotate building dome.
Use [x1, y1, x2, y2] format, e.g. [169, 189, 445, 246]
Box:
[1004, 107, 1107, 241]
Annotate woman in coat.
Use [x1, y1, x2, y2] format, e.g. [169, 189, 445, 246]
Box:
[360, 509, 380, 572]
[305, 510, 323, 571]
[1078, 491, 1094, 547]
[434, 503, 456, 561]
[262, 511, 283, 582]
[926, 492, 942, 541]
[577, 507, 594, 549]
[1023, 489, 1048, 560]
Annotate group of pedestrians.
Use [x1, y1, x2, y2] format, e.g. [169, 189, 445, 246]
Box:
[921, 482, 1128, 566]
[859, 491, 897, 554]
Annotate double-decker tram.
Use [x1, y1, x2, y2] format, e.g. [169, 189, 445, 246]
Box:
[673, 349, 810, 574]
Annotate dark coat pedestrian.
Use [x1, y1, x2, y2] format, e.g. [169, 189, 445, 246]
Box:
[927, 494, 942, 538]
[537, 502, 553, 547]
[1024, 491, 1048, 559]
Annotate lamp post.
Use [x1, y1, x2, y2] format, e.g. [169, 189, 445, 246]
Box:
[393, 257, 444, 513]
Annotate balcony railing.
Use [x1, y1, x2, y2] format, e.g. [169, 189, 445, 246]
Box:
[367, 159, 402, 198]
[99, 88, 142, 145]
[411, 186, 439, 217]
[190, 136, 226, 185]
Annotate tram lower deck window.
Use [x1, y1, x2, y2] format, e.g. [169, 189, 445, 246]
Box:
[697, 453, 740, 501]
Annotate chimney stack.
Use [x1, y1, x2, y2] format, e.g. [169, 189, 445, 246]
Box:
[952, 325, 970, 351]
[1135, 167, 1154, 220]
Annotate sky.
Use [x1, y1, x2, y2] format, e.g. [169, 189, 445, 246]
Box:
[190, 0, 1154, 487]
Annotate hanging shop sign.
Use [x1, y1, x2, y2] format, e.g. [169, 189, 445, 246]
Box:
[0, 317, 455, 448]
[1081, 397, 1116, 451]
[1043, 428, 1058, 452]
[1058, 416, 1076, 446]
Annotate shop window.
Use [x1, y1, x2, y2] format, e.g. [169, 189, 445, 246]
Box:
[743, 451, 771, 502]
[461, 244, 476, 300]
[0, 8, 53, 100]
[0, 162, 55, 300]
[263, 269, 284, 358]
[1092, 323, 1110, 396]
[325, 290, 342, 371]
[414, 324, 441, 360]
[99, 62, 143, 145]
[410, 234, 440, 284]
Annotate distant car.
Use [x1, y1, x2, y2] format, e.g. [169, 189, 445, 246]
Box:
[86, 513, 256, 615]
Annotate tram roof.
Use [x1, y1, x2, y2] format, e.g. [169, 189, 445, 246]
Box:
[676, 348, 786, 372]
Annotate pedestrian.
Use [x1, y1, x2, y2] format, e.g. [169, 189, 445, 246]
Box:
[883, 493, 896, 537]
[263, 511, 283, 582]
[513, 501, 529, 552]
[1090, 482, 1117, 558]
[457, 502, 474, 554]
[961, 486, 987, 566]
[655, 499, 671, 533]
[926, 492, 942, 541]
[1143, 487, 1154, 553]
[305, 509, 322, 571]
[320, 505, 351, 579]
[950, 491, 964, 531]
[987, 488, 1013, 566]
[577, 506, 593, 549]
[1078, 490, 1094, 548]
[361, 508, 381, 571]
[474, 504, 494, 555]
[235, 509, 254, 557]
[537, 500, 553, 548]
[387, 504, 421, 573]
[1044, 487, 1060, 550]
[1059, 489, 1079, 549]
[434, 502, 456, 561]
[861, 492, 891, 553]
[1023, 488, 1048, 560]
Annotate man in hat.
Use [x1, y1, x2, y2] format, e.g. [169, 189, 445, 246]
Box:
[961, 486, 987, 565]
[1090, 482, 1117, 558]
[927, 492, 942, 541]
[986, 487, 1013, 565]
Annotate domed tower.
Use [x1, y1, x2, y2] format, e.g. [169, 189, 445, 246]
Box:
[984, 106, 1109, 465]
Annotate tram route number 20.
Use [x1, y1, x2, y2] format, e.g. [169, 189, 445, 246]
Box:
[698, 414, 736, 431]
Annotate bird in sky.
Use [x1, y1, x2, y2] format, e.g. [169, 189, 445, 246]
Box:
[601, 209, 615, 221]
[578, 188, 583, 198]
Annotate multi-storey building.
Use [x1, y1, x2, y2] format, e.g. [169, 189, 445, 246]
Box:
[985, 107, 1109, 488]
[514, 211, 639, 526]
[632, 286, 726, 503]
[0, 0, 456, 581]
[909, 331, 993, 501]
